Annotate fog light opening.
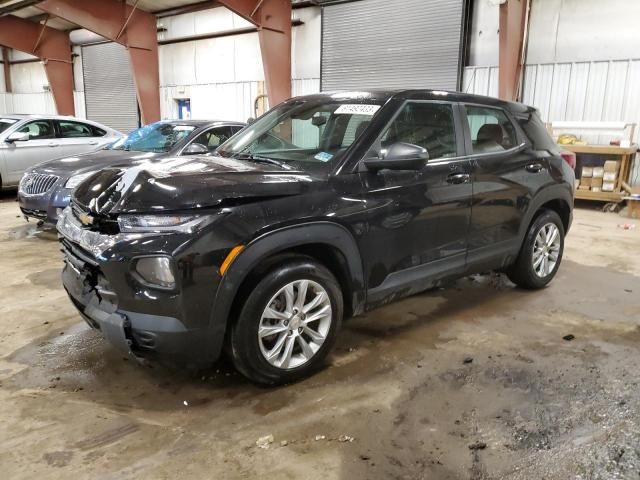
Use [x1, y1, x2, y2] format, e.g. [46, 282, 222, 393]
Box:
[135, 256, 176, 289]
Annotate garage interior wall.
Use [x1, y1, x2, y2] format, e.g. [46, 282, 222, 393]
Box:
[464, 0, 640, 185]
[158, 5, 320, 122]
[0, 5, 321, 127]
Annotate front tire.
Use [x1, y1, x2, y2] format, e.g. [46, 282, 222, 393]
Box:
[507, 209, 565, 289]
[229, 257, 343, 386]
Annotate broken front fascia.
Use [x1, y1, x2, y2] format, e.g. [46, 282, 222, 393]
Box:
[56, 206, 142, 258]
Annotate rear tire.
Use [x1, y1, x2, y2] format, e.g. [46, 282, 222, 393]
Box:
[507, 209, 565, 289]
[229, 257, 343, 386]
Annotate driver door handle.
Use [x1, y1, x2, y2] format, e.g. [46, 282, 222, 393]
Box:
[446, 172, 470, 184]
[48, 142, 59, 147]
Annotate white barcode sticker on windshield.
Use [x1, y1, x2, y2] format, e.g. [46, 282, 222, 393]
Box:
[334, 104, 380, 115]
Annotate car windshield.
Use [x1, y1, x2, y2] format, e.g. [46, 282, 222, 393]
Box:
[108, 122, 196, 153]
[0, 118, 18, 134]
[217, 98, 384, 172]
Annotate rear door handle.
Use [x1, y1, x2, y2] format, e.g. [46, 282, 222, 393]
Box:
[88, 141, 99, 145]
[526, 163, 544, 173]
[446, 172, 470, 184]
[48, 142, 59, 147]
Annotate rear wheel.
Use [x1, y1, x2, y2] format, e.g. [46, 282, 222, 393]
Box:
[230, 257, 343, 385]
[507, 209, 565, 289]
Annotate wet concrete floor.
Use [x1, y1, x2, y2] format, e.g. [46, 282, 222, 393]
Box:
[0, 193, 639, 479]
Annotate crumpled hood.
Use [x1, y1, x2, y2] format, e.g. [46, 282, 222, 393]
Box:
[32, 149, 165, 178]
[72, 155, 317, 215]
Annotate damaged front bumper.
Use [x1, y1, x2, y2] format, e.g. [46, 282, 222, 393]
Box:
[57, 207, 225, 367]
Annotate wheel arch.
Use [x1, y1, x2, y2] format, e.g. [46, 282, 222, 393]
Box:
[520, 185, 573, 242]
[207, 222, 365, 356]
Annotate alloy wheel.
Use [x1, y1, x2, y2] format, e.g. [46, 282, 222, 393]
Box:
[532, 222, 561, 277]
[258, 279, 332, 370]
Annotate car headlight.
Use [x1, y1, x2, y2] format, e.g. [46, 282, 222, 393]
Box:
[65, 172, 94, 189]
[117, 214, 212, 233]
[134, 256, 176, 289]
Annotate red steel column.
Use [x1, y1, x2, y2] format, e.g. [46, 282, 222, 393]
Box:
[218, 0, 292, 107]
[498, 0, 529, 101]
[0, 15, 74, 115]
[37, 0, 161, 124]
[2, 47, 12, 93]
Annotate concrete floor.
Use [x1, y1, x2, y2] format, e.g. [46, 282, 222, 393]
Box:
[0, 193, 639, 480]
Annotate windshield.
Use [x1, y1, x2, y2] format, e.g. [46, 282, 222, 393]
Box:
[217, 98, 384, 172]
[108, 122, 196, 153]
[0, 118, 18, 135]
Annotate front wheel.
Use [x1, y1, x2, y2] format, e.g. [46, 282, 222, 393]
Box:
[507, 209, 565, 289]
[229, 257, 343, 385]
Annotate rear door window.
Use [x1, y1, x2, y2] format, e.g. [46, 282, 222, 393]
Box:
[18, 120, 55, 140]
[57, 120, 97, 138]
[464, 105, 517, 154]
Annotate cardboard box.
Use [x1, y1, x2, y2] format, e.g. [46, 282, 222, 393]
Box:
[602, 181, 615, 192]
[581, 176, 593, 187]
[604, 160, 620, 172]
[591, 186, 602, 192]
[592, 177, 603, 188]
[592, 167, 605, 178]
[603, 171, 618, 182]
[578, 185, 590, 191]
[581, 166, 593, 177]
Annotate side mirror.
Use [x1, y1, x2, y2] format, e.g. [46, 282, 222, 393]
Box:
[246, 117, 256, 125]
[364, 142, 429, 172]
[6, 131, 30, 143]
[183, 142, 209, 155]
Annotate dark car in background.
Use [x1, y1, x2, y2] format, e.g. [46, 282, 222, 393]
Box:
[18, 120, 245, 224]
[57, 90, 574, 385]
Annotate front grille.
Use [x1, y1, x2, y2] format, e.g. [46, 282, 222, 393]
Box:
[21, 173, 59, 195]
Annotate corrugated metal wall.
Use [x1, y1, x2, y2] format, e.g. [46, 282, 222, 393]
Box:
[321, 0, 464, 91]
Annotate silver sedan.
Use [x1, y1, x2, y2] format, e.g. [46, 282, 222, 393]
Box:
[0, 114, 122, 189]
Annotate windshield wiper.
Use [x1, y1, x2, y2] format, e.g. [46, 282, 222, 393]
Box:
[230, 152, 292, 170]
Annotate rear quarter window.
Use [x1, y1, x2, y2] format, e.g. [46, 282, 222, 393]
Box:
[516, 111, 558, 152]
[91, 126, 106, 137]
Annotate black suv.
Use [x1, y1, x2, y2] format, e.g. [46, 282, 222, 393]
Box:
[57, 90, 574, 385]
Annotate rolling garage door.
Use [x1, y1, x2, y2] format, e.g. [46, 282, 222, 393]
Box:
[82, 42, 139, 133]
[321, 0, 465, 91]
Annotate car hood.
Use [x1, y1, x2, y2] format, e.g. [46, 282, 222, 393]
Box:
[32, 149, 166, 178]
[72, 155, 318, 215]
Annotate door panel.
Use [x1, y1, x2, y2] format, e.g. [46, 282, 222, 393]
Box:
[333, 101, 472, 305]
[463, 105, 552, 269]
[5, 120, 58, 184]
[56, 120, 104, 157]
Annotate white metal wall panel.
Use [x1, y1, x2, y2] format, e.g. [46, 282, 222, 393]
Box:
[82, 42, 138, 132]
[462, 66, 498, 97]
[321, 0, 464, 91]
[292, 78, 320, 97]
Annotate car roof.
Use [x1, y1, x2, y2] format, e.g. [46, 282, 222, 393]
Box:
[293, 89, 532, 115]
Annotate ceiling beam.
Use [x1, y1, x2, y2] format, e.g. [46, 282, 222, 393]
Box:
[35, 0, 160, 124]
[0, 14, 74, 114]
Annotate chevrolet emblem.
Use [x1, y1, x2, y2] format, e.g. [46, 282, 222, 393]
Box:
[78, 212, 94, 226]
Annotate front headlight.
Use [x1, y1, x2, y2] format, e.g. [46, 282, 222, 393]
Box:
[65, 172, 94, 189]
[117, 214, 211, 233]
